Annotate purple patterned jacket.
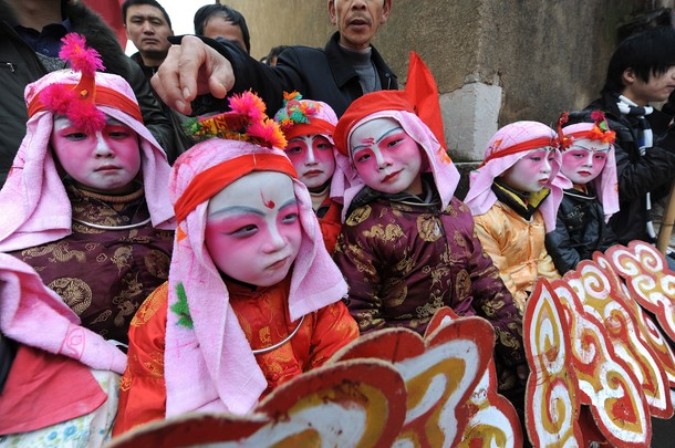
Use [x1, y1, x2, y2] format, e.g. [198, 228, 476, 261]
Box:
[333, 192, 525, 366]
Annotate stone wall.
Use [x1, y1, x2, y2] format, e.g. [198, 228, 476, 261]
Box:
[222, 0, 671, 164]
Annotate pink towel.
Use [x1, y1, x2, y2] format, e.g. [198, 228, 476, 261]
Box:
[0, 68, 175, 253]
[464, 121, 566, 232]
[339, 109, 461, 221]
[165, 138, 348, 416]
[0, 253, 126, 373]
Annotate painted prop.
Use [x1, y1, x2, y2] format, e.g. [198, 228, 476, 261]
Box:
[565, 259, 673, 419]
[524, 280, 583, 446]
[522, 239, 675, 447]
[552, 279, 651, 447]
[596, 250, 675, 387]
[425, 308, 523, 448]
[605, 241, 675, 343]
[331, 317, 495, 447]
[108, 360, 407, 448]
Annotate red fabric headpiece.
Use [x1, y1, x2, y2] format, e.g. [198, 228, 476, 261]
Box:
[334, 90, 413, 156]
[283, 118, 336, 141]
[479, 136, 558, 167]
[174, 153, 298, 223]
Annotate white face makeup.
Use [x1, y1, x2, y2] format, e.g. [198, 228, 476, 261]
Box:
[350, 117, 423, 195]
[51, 114, 141, 194]
[284, 135, 336, 189]
[205, 171, 302, 287]
[561, 138, 609, 186]
[501, 147, 556, 193]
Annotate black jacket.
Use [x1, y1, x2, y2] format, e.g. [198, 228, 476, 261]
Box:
[571, 92, 675, 244]
[130, 51, 193, 162]
[204, 31, 397, 118]
[545, 188, 617, 274]
[0, 0, 175, 185]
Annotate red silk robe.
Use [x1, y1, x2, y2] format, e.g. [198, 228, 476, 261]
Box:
[113, 278, 358, 435]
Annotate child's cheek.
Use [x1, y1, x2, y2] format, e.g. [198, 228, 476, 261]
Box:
[286, 151, 306, 167]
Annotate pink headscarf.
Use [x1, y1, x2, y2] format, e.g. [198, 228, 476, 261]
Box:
[164, 138, 348, 416]
[334, 91, 461, 221]
[464, 121, 567, 232]
[0, 69, 175, 252]
[0, 253, 126, 373]
[555, 122, 619, 222]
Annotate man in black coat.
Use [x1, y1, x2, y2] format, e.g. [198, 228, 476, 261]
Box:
[0, 0, 175, 185]
[151, 0, 397, 119]
[571, 27, 675, 248]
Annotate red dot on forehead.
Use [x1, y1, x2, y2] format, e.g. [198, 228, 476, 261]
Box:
[261, 191, 275, 209]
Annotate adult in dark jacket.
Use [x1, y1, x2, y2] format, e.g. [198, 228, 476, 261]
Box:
[123, 0, 191, 161]
[570, 27, 675, 246]
[0, 0, 175, 186]
[151, 0, 397, 118]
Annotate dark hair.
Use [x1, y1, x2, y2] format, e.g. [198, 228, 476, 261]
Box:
[264, 45, 289, 66]
[193, 4, 251, 53]
[603, 26, 675, 94]
[121, 0, 172, 29]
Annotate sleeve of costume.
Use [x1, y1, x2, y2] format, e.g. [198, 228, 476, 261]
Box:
[125, 59, 176, 157]
[307, 301, 359, 369]
[202, 37, 304, 116]
[112, 283, 168, 437]
[319, 201, 343, 254]
[333, 216, 389, 334]
[613, 125, 675, 201]
[460, 206, 525, 367]
[597, 219, 618, 253]
[536, 242, 561, 281]
[472, 213, 528, 306]
[545, 215, 579, 275]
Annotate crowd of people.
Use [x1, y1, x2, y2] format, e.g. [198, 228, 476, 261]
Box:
[0, 0, 674, 446]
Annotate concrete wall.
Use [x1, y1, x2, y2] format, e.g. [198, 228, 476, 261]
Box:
[222, 0, 672, 163]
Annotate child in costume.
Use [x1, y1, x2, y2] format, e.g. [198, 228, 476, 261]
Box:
[113, 92, 359, 435]
[545, 112, 619, 273]
[0, 33, 173, 447]
[0, 33, 175, 345]
[274, 92, 344, 252]
[332, 90, 525, 376]
[464, 121, 564, 313]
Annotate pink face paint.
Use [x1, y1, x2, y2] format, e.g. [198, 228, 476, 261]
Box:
[51, 114, 141, 194]
[561, 138, 609, 186]
[205, 171, 302, 287]
[501, 147, 556, 193]
[349, 117, 423, 195]
[284, 135, 336, 189]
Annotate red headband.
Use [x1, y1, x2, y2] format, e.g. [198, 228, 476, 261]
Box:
[334, 90, 413, 156]
[283, 118, 336, 141]
[27, 84, 143, 123]
[174, 153, 298, 223]
[480, 136, 557, 167]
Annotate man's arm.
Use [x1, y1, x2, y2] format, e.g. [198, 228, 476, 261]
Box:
[153, 36, 307, 116]
[152, 36, 234, 115]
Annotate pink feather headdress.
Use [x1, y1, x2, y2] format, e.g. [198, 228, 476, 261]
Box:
[27, 33, 142, 131]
